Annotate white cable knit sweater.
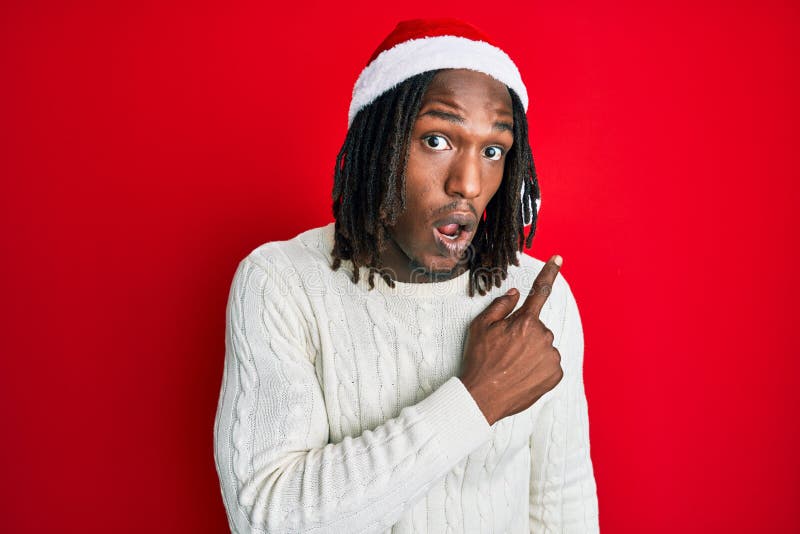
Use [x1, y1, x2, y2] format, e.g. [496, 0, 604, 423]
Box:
[213, 223, 599, 533]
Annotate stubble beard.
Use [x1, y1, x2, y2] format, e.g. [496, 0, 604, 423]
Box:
[406, 241, 475, 282]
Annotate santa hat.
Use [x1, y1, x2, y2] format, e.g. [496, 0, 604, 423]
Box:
[348, 18, 540, 221]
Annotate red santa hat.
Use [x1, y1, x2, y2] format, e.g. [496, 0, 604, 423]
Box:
[348, 18, 529, 127]
[348, 18, 539, 221]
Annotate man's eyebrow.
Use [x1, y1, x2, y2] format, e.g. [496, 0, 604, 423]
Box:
[493, 120, 514, 133]
[418, 108, 514, 133]
[419, 109, 465, 124]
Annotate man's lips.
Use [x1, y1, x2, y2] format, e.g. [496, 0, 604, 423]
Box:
[432, 212, 477, 234]
[432, 211, 477, 255]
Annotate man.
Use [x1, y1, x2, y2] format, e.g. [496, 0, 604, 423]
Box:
[214, 18, 599, 533]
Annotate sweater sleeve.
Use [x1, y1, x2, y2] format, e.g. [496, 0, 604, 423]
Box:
[528, 276, 600, 533]
[213, 256, 493, 534]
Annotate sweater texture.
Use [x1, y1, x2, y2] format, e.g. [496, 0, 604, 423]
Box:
[213, 223, 599, 533]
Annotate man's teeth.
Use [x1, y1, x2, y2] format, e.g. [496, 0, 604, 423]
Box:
[441, 227, 462, 239]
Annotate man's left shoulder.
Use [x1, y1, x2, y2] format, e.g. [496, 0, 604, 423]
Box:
[511, 251, 576, 305]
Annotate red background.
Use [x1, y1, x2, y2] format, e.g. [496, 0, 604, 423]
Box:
[2, 1, 798, 532]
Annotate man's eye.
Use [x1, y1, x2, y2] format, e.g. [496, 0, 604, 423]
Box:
[423, 135, 450, 151]
[483, 146, 504, 161]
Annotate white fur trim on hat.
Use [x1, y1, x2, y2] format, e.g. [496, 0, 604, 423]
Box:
[348, 35, 528, 127]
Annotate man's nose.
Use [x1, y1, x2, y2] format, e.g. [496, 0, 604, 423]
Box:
[444, 151, 482, 199]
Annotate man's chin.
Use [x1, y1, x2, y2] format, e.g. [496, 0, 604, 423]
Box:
[407, 257, 467, 282]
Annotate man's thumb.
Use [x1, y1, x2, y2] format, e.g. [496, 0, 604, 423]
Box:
[477, 288, 520, 325]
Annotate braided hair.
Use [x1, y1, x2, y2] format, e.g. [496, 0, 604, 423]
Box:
[331, 69, 540, 296]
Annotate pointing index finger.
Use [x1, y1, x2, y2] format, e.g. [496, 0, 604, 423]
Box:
[518, 255, 562, 318]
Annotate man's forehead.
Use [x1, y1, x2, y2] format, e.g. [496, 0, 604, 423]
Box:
[421, 70, 514, 113]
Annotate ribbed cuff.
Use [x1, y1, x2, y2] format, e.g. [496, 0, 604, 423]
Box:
[413, 376, 493, 464]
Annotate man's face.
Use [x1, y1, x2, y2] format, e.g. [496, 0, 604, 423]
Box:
[381, 68, 515, 282]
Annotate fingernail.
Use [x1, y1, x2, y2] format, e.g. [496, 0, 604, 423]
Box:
[553, 255, 563, 267]
[506, 288, 518, 296]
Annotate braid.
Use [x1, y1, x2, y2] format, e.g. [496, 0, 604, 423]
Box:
[332, 70, 437, 289]
[331, 70, 540, 296]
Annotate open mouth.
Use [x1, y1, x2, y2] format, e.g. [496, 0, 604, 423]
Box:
[433, 223, 473, 255]
[435, 223, 466, 240]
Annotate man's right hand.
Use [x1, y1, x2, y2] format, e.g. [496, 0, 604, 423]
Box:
[459, 255, 565, 426]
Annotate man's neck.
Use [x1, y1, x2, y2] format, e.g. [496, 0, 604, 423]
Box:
[379, 237, 469, 284]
